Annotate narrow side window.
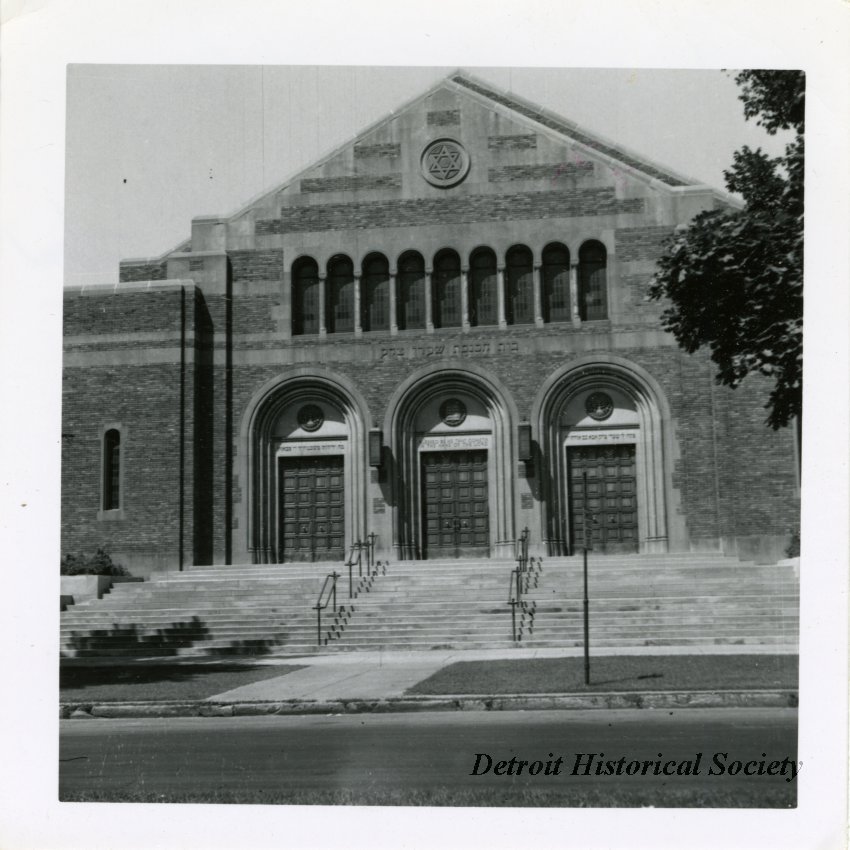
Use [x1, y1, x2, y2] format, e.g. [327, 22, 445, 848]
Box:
[103, 429, 121, 510]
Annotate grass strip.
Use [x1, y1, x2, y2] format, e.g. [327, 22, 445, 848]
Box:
[406, 655, 797, 696]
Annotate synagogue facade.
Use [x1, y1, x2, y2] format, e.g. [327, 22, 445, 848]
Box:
[61, 73, 799, 577]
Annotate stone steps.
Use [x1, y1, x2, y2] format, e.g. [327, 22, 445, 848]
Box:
[61, 609, 797, 634]
[60, 553, 799, 658]
[328, 554, 799, 652]
[60, 563, 337, 657]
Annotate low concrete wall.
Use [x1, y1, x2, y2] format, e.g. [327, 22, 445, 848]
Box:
[60, 575, 114, 604]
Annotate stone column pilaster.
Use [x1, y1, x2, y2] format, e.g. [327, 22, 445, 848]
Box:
[389, 267, 398, 335]
[570, 262, 581, 327]
[354, 272, 363, 336]
[497, 266, 507, 329]
[461, 266, 471, 331]
[318, 272, 327, 337]
[533, 263, 544, 327]
[425, 266, 435, 333]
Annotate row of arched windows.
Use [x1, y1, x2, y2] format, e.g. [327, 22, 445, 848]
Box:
[291, 242, 608, 335]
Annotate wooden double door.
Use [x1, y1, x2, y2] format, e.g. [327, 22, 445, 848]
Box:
[568, 444, 638, 553]
[421, 450, 490, 558]
[278, 456, 345, 562]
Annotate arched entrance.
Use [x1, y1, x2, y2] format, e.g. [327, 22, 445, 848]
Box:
[238, 372, 369, 564]
[534, 357, 673, 555]
[386, 365, 518, 560]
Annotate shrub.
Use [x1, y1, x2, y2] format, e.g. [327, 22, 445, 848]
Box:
[785, 530, 800, 559]
[60, 549, 129, 576]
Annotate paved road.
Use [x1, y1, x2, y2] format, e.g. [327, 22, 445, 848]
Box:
[60, 708, 798, 801]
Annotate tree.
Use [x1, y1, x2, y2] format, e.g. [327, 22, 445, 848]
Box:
[649, 70, 804, 430]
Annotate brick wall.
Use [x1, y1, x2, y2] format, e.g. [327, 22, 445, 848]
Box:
[119, 261, 167, 282]
[488, 161, 594, 183]
[713, 376, 798, 538]
[64, 291, 184, 336]
[616, 226, 676, 261]
[354, 143, 400, 159]
[61, 285, 215, 573]
[261, 189, 644, 234]
[233, 293, 279, 335]
[300, 175, 402, 194]
[228, 249, 283, 284]
[488, 134, 537, 151]
[61, 364, 183, 561]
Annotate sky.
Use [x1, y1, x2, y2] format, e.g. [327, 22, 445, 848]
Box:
[64, 65, 791, 287]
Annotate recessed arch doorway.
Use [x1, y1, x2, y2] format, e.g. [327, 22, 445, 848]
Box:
[386, 365, 518, 561]
[534, 357, 674, 555]
[238, 371, 370, 564]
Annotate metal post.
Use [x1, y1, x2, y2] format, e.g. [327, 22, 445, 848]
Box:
[332, 572, 338, 612]
[368, 531, 377, 572]
[583, 544, 590, 685]
[581, 471, 591, 685]
[316, 607, 322, 646]
[511, 602, 517, 642]
[348, 557, 353, 599]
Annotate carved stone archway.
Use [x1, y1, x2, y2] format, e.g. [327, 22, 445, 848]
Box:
[533, 356, 675, 555]
[237, 370, 370, 564]
[385, 363, 518, 560]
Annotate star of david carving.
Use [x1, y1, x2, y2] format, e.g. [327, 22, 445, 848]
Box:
[421, 139, 469, 187]
[426, 143, 463, 180]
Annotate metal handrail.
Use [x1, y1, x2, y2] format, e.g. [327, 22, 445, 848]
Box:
[507, 567, 522, 641]
[314, 571, 340, 646]
[344, 542, 362, 598]
[508, 527, 532, 641]
[366, 532, 377, 572]
[344, 533, 379, 598]
[515, 526, 530, 573]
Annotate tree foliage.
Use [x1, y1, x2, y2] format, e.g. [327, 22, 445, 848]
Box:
[649, 70, 804, 429]
[60, 548, 129, 576]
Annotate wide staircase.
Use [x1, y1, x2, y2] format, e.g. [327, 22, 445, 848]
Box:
[61, 550, 799, 659]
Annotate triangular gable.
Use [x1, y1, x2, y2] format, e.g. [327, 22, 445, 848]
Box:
[231, 71, 706, 219]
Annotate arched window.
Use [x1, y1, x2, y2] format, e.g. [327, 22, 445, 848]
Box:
[397, 252, 426, 330]
[433, 250, 462, 329]
[542, 243, 571, 323]
[103, 429, 121, 511]
[291, 257, 320, 335]
[505, 245, 534, 325]
[579, 241, 608, 321]
[361, 254, 390, 332]
[469, 248, 498, 327]
[326, 255, 354, 334]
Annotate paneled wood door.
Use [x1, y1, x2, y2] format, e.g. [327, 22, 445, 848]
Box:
[278, 456, 345, 562]
[421, 450, 489, 558]
[568, 444, 638, 553]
